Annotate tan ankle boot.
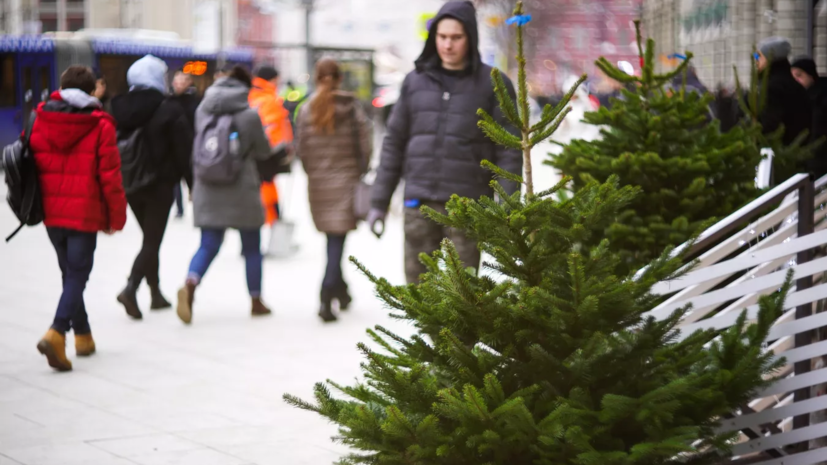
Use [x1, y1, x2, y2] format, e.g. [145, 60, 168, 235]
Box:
[177, 282, 196, 324]
[37, 329, 72, 372]
[251, 297, 272, 316]
[75, 333, 96, 357]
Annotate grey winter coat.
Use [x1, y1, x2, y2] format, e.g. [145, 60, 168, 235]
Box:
[371, 0, 522, 211]
[297, 92, 372, 234]
[192, 78, 271, 229]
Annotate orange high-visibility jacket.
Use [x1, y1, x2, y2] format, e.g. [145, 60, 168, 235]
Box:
[249, 77, 293, 151]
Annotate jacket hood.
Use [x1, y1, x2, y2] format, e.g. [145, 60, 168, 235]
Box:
[251, 77, 277, 95]
[110, 88, 165, 130]
[35, 93, 113, 151]
[59, 89, 102, 110]
[415, 1, 480, 74]
[767, 59, 793, 78]
[127, 55, 168, 94]
[200, 77, 251, 115]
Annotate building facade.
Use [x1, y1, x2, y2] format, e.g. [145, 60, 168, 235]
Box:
[643, 0, 818, 88]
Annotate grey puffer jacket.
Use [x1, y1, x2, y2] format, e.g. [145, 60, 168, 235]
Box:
[192, 78, 271, 229]
[371, 0, 521, 211]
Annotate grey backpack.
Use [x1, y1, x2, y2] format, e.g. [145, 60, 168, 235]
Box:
[193, 113, 242, 185]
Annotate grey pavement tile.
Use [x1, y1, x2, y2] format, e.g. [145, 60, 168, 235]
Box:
[1, 442, 125, 465]
[0, 453, 24, 464]
[128, 447, 247, 465]
[0, 174, 410, 462]
[221, 441, 347, 465]
[87, 434, 202, 457]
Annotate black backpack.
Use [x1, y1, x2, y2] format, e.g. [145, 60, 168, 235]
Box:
[117, 127, 156, 195]
[1, 115, 43, 242]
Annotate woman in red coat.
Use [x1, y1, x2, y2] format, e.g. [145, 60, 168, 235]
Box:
[29, 66, 127, 372]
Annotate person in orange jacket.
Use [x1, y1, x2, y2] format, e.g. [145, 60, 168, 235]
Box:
[249, 66, 294, 226]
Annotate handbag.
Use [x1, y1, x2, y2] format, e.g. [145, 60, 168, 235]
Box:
[350, 105, 372, 221]
[257, 146, 292, 182]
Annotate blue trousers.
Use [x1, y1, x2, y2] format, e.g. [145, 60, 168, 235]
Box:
[188, 228, 262, 297]
[47, 228, 97, 334]
[323, 233, 347, 290]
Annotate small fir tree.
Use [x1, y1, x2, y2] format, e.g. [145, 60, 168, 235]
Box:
[285, 4, 792, 464]
[550, 23, 763, 275]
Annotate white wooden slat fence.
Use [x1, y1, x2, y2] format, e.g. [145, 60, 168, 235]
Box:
[648, 173, 827, 463]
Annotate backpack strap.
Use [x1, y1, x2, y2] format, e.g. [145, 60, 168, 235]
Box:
[5, 223, 24, 242]
[23, 112, 36, 146]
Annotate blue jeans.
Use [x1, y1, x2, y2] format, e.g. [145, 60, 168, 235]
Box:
[188, 228, 262, 297]
[47, 228, 97, 334]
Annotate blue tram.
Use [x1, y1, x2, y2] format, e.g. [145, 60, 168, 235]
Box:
[0, 34, 254, 148]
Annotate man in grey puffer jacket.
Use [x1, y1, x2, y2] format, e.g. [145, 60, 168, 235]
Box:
[369, 0, 521, 284]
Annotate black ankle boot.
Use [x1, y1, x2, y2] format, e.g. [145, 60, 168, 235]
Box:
[117, 280, 143, 320]
[319, 288, 337, 323]
[149, 285, 172, 310]
[333, 282, 352, 311]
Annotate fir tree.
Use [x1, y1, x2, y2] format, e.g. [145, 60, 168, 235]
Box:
[550, 23, 763, 275]
[284, 4, 792, 464]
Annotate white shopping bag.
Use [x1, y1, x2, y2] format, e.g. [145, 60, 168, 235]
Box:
[265, 164, 300, 258]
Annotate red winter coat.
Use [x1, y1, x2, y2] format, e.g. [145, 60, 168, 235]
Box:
[30, 91, 127, 233]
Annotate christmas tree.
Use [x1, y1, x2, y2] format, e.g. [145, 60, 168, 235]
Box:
[284, 4, 792, 464]
[550, 23, 763, 275]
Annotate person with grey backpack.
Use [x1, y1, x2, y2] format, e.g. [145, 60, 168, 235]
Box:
[176, 66, 273, 324]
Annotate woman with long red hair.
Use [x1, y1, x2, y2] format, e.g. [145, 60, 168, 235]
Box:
[296, 58, 372, 322]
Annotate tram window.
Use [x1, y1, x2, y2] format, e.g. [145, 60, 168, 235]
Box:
[40, 67, 50, 102]
[22, 67, 32, 104]
[0, 55, 15, 107]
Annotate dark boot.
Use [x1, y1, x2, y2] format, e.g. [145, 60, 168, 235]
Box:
[149, 285, 172, 310]
[319, 288, 337, 323]
[333, 281, 352, 311]
[251, 297, 272, 316]
[117, 279, 143, 320]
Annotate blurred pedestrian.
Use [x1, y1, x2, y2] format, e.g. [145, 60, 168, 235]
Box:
[111, 55, 194, 320]
[756, 38, 812, 152]
[296, 58, 372, 322]
[30, 66, 127, 371]
[169, 70, 201, 218]
[92, 68, 110, 113]
[249, 65, 294, 228]
[176, 66, 273, 324]
[369, 0, 522, 284]
[792, 56, 827, 177]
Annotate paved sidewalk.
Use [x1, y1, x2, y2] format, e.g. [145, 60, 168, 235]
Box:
[0, 170, 409, 465]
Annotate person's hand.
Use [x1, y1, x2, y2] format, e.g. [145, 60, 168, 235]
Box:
[366, 209, 386, 238]
[188, 191, 193, 202]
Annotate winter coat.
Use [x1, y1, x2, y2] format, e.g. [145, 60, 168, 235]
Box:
[192, 77, 271, 230]
[759, 60, 812, 148]
[371, 0, 522, 211]
[297, 92, 372, 234]
[805, 77, 827, 177]
[249, 77, 293, 151]
[111, 89, 194, 190]
[169, 88, 201, 129]
[30, 90, 127, 233]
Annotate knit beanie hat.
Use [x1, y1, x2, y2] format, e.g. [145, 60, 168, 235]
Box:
[758, 37, 792, 61]
[792, 56, 819, 79]
[255, 65, 279, 82]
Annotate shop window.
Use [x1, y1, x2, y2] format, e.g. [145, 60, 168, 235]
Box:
[0, 54, 16, 108]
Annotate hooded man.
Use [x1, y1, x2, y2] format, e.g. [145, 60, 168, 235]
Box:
[30, 66, 127, 371]
[368, 0, 522, 284]
[111, 55, 194, 320]
[756, 38, 812, 151]
[792, 56, 827, 177]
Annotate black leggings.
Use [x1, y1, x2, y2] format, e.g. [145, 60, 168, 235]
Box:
[323, 233, 347, 290]
[127, 185, 174, 287]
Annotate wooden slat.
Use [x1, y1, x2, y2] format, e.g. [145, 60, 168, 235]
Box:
[731, 422, 827, 456]
[653, 230, 827, 294]
[649, 256, 827, 321]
